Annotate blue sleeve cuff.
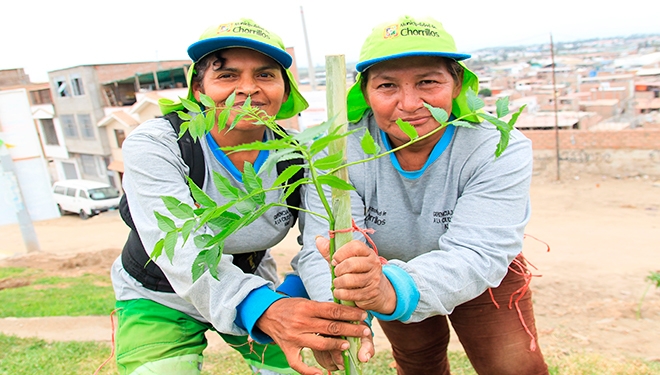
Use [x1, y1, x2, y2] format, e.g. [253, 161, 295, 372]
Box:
[276, 274, 309, 299]
[235, 285, 288, 344]
[369, 264, 420, 322]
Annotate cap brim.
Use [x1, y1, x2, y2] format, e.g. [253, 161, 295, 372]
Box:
[187, 37, 293, 68]
[356, 51, 471, 72]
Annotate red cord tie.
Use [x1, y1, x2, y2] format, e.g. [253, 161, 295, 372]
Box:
[329, 219, 387, 265]
[488, 233, 550, 353]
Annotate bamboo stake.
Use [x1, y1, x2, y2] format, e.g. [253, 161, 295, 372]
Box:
[325, 54, 361, 374]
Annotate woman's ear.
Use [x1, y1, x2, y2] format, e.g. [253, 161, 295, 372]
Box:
[191, 79, 203, 101]
[453, 69, 464, 99]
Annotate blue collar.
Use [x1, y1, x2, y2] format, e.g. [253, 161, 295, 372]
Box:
[380, 122, 455, 179]
[205, 132, 269, 182]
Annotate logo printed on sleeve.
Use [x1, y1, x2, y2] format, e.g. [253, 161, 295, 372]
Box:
[273, 209, 292, 227]
[433, 209, 453, 229]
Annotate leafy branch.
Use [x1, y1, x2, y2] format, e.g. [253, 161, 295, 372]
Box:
[151, 88, 525, 283]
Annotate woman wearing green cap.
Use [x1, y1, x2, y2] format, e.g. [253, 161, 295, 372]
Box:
[297, 15, 548, 374]
[110, 19, 372, 375]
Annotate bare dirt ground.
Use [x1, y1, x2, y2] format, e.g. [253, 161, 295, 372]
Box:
[1, 174, 659, 363]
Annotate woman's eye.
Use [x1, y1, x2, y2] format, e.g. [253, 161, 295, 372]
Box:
[377, 83, 395, 89]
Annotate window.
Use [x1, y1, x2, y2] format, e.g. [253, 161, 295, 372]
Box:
[60, 115, 78, 138]
[114, 129, 126, 148]
[79, 190, 88, 199]
[30, 89, 52, 105]
[54, 185, 66, 194]
[62, 162, 78, 179]
[71, 75, 85, 96]
[66, 187, 77, 197]
[78, 114, 95, 140]
[40, 119, 59, 146]
[88, 187, 120, 200]
[81, 154, 98, 175]
[55, 77, 70, 97]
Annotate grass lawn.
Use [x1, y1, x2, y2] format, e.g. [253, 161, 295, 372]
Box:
[1, 266, 659, 374]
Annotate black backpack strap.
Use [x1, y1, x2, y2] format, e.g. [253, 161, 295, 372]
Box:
[121, 112, 206, 293]
[273, 125, 305, 224]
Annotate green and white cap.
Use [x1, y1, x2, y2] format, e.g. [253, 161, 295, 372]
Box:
[347, 15, 480, 123]
[160, 18, 308, 119]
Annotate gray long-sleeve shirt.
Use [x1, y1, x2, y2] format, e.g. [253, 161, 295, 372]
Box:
[111, 116, 299, 336]
[296, 111, 533, 322]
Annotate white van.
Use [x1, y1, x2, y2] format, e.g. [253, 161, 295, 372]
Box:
[52, 179, 121, 219]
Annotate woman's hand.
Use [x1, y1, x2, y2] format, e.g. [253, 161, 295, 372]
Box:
[316, 237, 397, 315]
[312, 328, 375, 371]
[255, 298, 371, 375]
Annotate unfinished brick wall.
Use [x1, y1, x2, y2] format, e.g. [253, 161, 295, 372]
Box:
[521, 128, 660, 178]
[522, 128, 660, 150]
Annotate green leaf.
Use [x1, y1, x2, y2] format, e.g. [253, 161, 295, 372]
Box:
[395, 119, 418, 141]
[272, 164, 303, 188]
[495, 131, 511, 158]
[293, 118, 333, 144]
[242, 96, 252, 109]
[222, 139, 292, 152]
[212, 172, 240, 200]
[178, 121, 190, 139]
[235, 199, 257, 215]
[200, 93, 215, 109]
[189, 114, 207, 141]
[154, 211, 176, 232]
[194, 234, 214, 249]
[181, 97, 202, 113]
[507, 105, 526, 128]
[164, 231, 178, 263]
[309, 127, 357, 156]
[216, 108, 230, 132]
[188, 176, 217, 208]
[423, 103, 449, 124]
[466, 87, 485, 112]
[161, 196, 194, 220]
[496, 97, 510, 118]
[314, 151, 344, 170]
[257, 149, 300, 176]
[205, 108, 216, 132]
[192, 250, 208, 282]
[282, 177, 311, 200]
[225, 91, 236, 108]
[207, 211, 240, 231]
[181, 219, 195, 245]
[206, 246, 221, 279]
[176, 111, 192, 121]
[318, 174, 356, 191]
[228, 112, 246, 131]
[151, 238, 164, 261]
[242, 163, 265, 205]
[452, 120, 477, 129]
[359, 128, 380, 155]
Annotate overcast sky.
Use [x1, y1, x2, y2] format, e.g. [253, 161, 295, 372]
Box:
[2, 0, 659, 82]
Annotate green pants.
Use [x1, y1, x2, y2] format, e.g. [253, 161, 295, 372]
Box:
[114, 299, 295, 374]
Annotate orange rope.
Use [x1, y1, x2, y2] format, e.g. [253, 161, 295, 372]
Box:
[329, 219, 387, 265]
[93, 308, 121, 375]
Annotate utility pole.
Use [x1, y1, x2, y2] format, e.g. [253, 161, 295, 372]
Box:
[550, 33, 561, 181]
[0, 139, 40, 253]
[300, 6, 317, 91]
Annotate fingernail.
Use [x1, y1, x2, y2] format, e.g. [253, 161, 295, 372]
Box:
[341, 342, 350, 350]
[363, 327, 371, 336]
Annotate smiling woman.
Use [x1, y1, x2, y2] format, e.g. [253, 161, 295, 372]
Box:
[109, 17, 373, 375]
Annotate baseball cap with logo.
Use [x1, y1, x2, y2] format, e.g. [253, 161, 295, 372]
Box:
[160, 18, 308, 120]
[347, 15, 480, 123]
